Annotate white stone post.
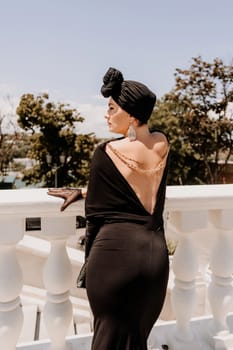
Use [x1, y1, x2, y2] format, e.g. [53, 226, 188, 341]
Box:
[207, 209, 233, 349]
[169, 210, 208, 350]
[0, 218, 24, 350]
[41, 216, 76, 350]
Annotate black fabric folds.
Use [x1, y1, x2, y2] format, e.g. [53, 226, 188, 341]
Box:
[101, 67, 156, 123]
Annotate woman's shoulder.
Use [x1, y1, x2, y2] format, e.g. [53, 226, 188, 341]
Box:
[150, 131, 169, 158]
[94, 137, 123, 154]
[105, 137, 126, 148]
[150, 130, 168, 142]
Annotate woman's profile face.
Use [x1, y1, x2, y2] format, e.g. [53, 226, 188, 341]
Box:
[105, 97, 130, 135]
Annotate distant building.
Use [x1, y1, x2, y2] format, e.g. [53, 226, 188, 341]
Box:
[0, 175, 16, 189]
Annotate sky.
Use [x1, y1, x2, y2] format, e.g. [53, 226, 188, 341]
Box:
[0, 0, 233, 137]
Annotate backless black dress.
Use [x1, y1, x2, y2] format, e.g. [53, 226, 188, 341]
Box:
[85, 139, 170, 350]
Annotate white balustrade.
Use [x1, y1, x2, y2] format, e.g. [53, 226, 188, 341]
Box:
[0, 189, 84, 350]
[0, 185, 233, 350]
[41, 216, 76, 350]
[168, 210, 208, 350]
[0, 218, 24, 350]
[162, 184, 233, 350]
[207, 210, 233, 349]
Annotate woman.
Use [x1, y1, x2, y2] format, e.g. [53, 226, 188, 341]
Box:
[48, 67, 170, 350]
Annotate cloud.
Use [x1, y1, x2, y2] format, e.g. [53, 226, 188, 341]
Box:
[76, 103, 111, 137]
[0, 95, 19, 113]
[66, 97, 114, 138]
[0, 95, 21, 133]
[0, 83, 20, 96]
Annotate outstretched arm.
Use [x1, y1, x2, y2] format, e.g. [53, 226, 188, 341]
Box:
[47, 187, 86, 211]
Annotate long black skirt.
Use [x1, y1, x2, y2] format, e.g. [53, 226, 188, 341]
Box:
[86, 221, 169, 350]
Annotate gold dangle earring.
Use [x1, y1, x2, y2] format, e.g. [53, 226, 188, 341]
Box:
[127, 121, 137, 141]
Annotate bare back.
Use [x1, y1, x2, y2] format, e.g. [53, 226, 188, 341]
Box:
[106, 132, 169, 215]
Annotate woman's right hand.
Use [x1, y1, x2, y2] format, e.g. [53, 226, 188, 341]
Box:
[47, 187, 83, 211]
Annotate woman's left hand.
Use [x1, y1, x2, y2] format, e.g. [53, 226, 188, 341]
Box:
[47, 188, 83, 211]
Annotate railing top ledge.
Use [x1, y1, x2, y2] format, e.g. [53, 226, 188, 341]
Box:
[166, 184, 233, 211]
[0, 184, 233, 217]
[0, 188, 84, 217]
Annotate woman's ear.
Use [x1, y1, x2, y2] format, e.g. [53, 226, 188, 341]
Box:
[130, 116, 139, 127]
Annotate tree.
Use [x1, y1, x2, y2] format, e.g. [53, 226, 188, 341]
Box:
[150, 56, 233, 184]
[16, 93, 97, 187]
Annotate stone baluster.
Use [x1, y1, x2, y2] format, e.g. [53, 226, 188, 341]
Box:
[41, 216, 76, 350]
[0, 217, 24, 350]
[169, 210, 208, 350]
[207, 209, 233, 349]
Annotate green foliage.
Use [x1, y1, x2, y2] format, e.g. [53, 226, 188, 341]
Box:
[11, 160, 26, 172]
[166, 238, 178, 255]
[11, 133, 31, 158]
[150, 56, 233, 184]
[16, 93, 97, 187]
[17, 93, 83, 132]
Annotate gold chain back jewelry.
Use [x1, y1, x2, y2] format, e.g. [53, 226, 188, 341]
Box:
[107, 143, 166, 174]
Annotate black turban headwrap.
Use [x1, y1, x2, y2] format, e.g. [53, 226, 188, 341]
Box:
[101, 67, 156, 123]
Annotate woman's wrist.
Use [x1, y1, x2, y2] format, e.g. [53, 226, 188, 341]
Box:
[76, 188, 83, 200]
[65, 187, 86, 199]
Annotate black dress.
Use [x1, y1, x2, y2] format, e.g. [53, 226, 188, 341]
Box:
[85, 139, 170, 350]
